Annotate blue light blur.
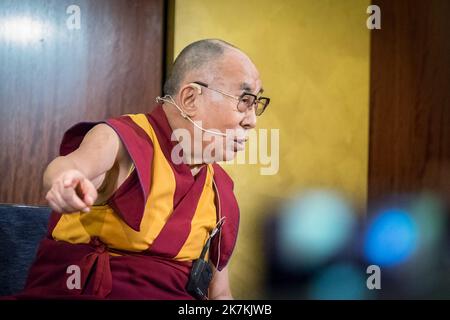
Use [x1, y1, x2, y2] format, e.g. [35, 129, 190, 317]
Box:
[277, 190, 355, 270]
[364, 208, 418, 267]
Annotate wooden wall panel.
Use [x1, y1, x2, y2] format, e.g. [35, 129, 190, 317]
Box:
[0, 0, 165, 205]
[369, 0, 450, 204]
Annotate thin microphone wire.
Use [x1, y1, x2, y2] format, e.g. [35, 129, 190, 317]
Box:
[156, 95, 228, 137]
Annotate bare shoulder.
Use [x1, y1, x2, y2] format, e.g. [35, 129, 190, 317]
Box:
[65, 123, 130, 181]
[73, 124, 119, 163]
[82, 123, 119, 148]
[84, 123, 132, 165]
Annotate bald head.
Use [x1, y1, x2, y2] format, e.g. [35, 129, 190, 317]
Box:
[163, 39, 240, 96]
[161, 39, 264, 164]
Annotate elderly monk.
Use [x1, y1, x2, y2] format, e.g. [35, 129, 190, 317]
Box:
[19, 39, 270, 299]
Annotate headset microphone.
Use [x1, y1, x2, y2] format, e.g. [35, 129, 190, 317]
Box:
[156, 93, 229, 137]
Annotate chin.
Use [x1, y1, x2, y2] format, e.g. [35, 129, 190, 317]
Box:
[221, 149, 237, 162]
[202, 146, 238, 163]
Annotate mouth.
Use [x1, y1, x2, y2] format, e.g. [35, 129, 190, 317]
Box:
[232, 137, 248, 151]
[233, 136, 248, 143]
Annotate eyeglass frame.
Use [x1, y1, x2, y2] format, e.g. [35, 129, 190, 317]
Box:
[191, 81, 270, 116]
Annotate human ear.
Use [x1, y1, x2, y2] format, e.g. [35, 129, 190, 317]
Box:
[178, 83, 202, 117]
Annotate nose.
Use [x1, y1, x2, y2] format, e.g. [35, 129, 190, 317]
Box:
[240, 108, 257, 129]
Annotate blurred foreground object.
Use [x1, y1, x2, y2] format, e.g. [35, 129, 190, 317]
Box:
[264, 190, 449, 299]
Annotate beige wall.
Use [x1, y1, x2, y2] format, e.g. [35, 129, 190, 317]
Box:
[172, 0, 370, 298]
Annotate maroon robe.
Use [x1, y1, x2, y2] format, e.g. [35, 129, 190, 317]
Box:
[15, 105, 240, 299]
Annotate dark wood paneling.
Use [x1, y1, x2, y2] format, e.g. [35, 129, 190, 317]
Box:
[369, 0, 450, 204]
[0, 0, 165, 205]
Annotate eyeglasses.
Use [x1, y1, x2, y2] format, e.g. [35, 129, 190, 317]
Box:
[192, 81, 270, 116]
